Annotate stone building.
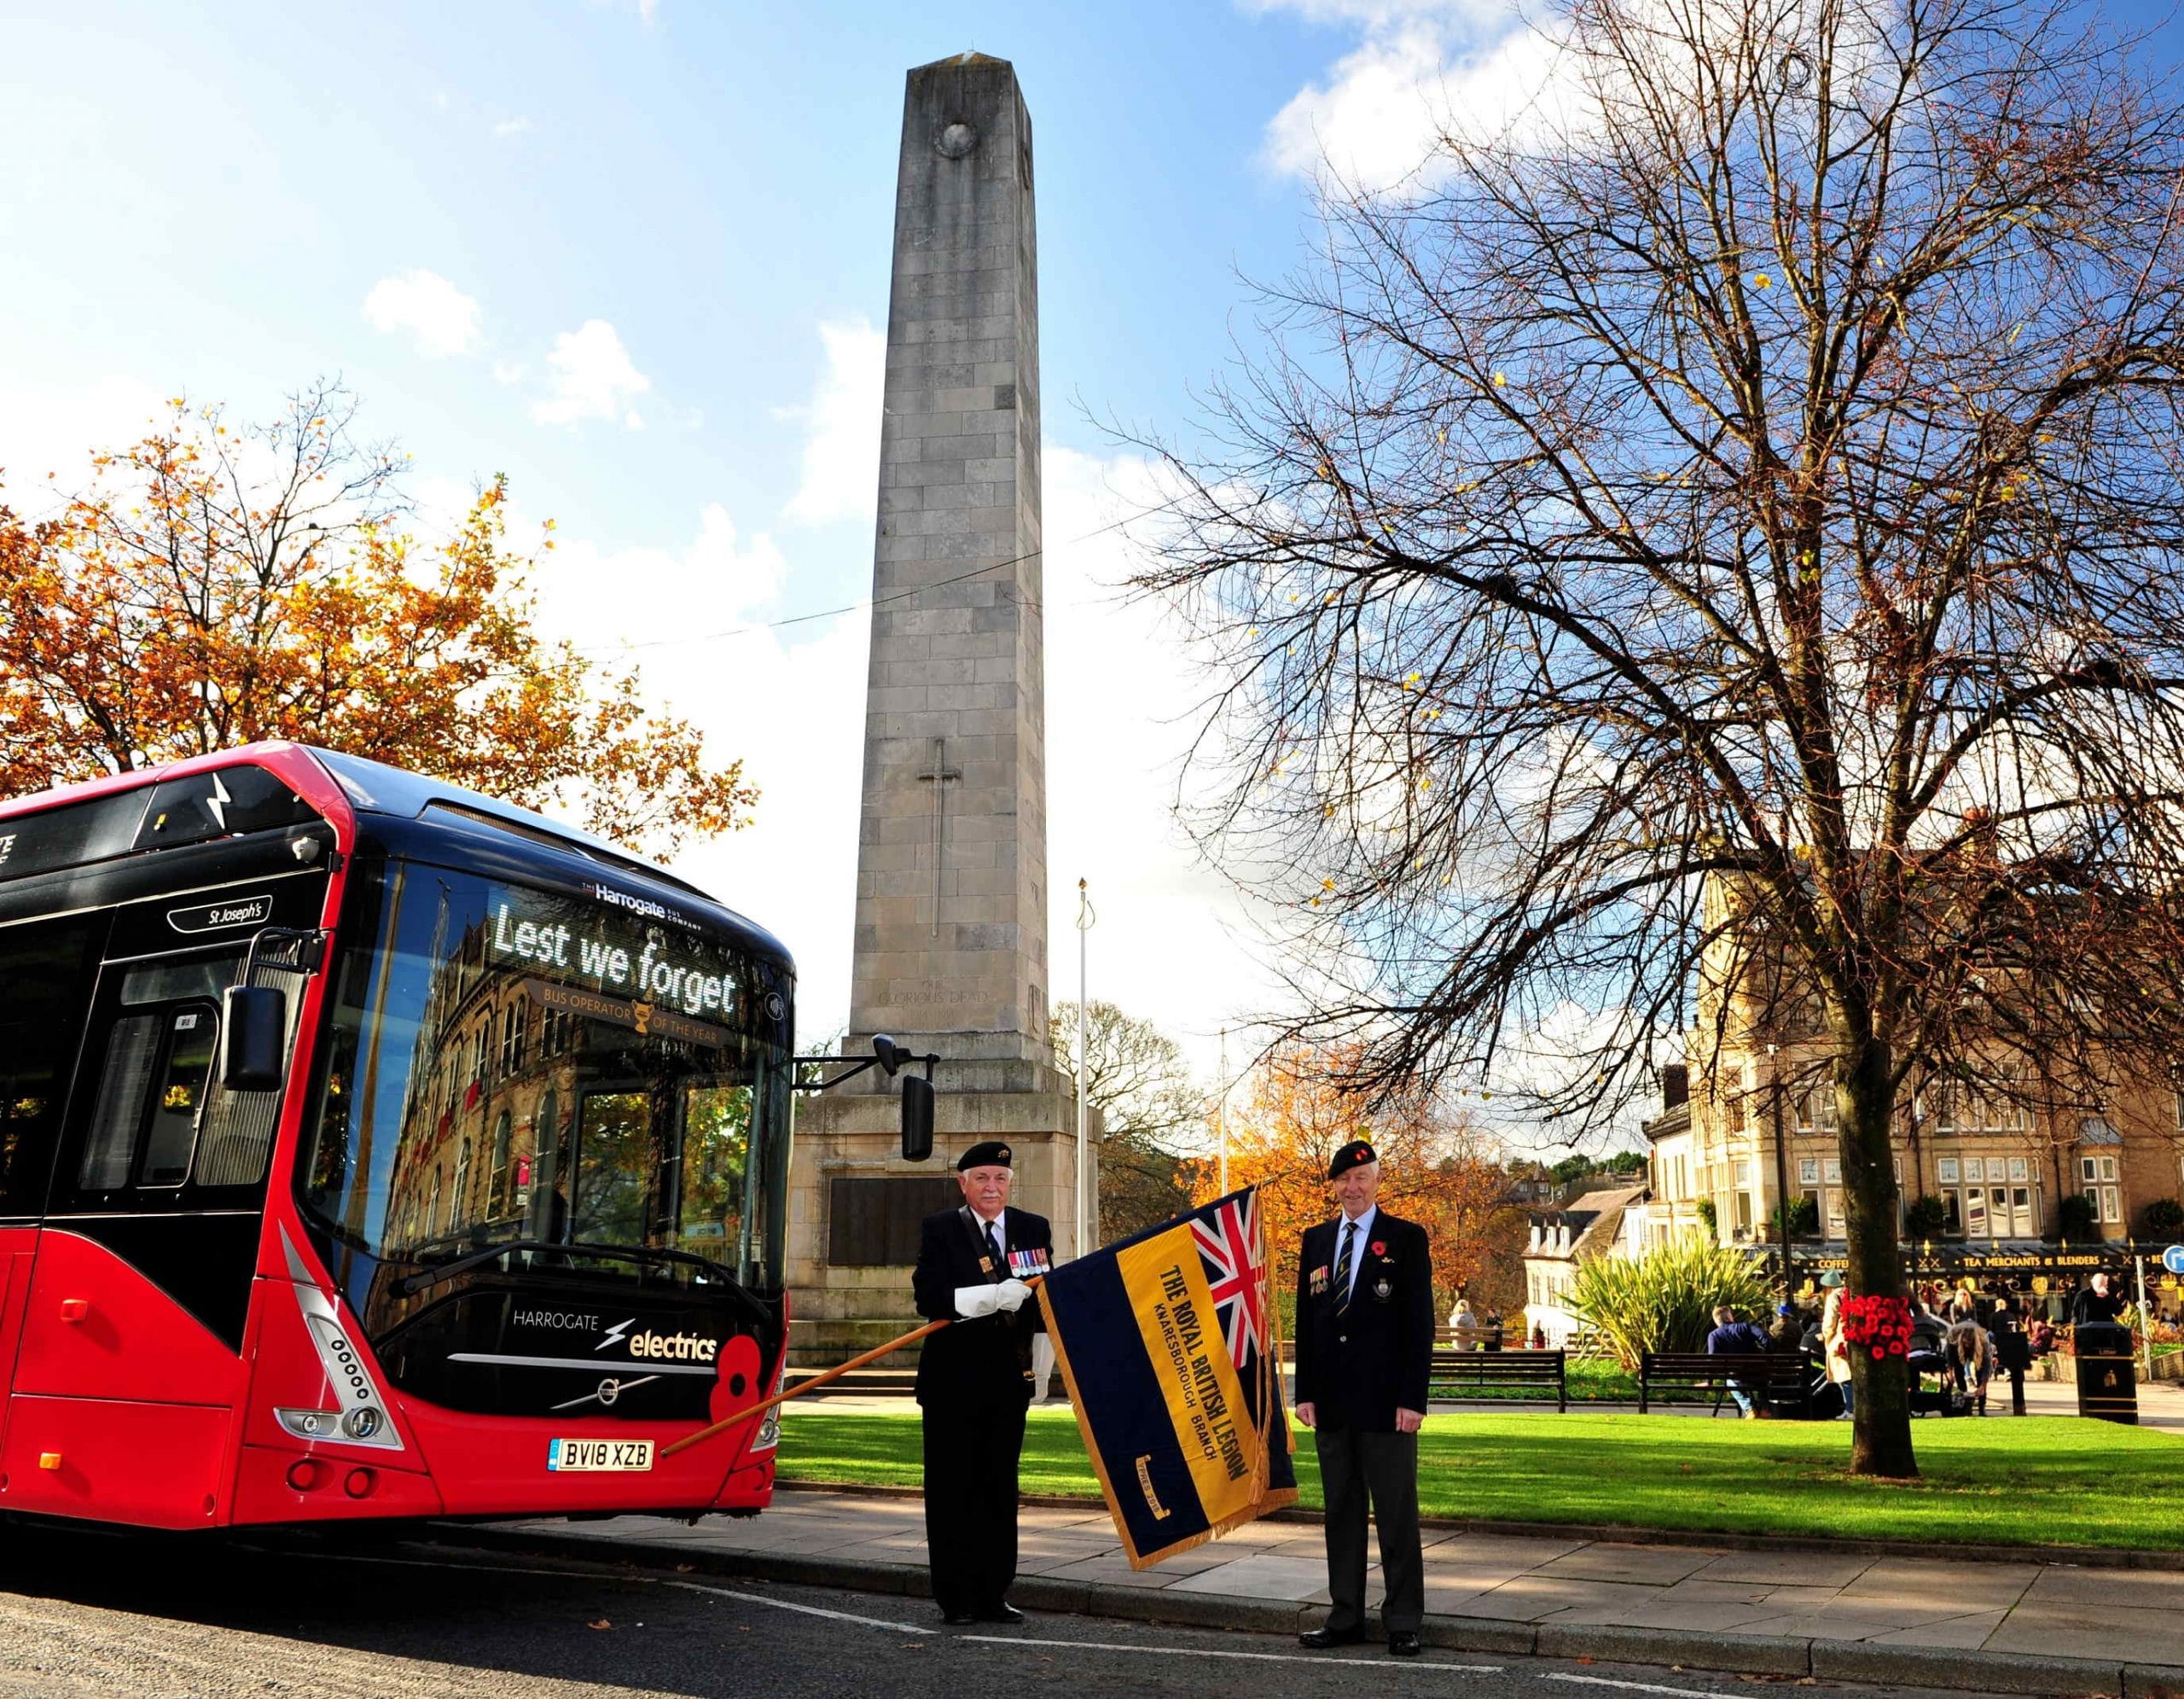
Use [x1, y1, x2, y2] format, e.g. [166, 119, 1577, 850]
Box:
[1520, 1181, 1650, 1347]
[1646, 876, 2184, 1254]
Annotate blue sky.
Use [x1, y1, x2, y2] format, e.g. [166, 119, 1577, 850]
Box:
[3, 3, 1336, 550]
[13, 1, 2175, 1122]
[4, 0, 1431, 1089]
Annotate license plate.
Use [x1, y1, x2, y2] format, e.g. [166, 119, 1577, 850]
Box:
[548, 1438, 654, 1472]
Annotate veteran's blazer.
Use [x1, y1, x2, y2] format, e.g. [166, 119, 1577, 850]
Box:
[1292, 1210, 1434, 1430]
[910, 1205, 1052, 1410]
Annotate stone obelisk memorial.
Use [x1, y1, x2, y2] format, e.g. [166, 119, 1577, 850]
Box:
[787, 53, 1096, 1365]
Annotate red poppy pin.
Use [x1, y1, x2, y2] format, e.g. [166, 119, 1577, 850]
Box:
[1370, 1240, 1387, 1256]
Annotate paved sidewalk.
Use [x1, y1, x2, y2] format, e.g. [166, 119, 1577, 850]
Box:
[474, 1482, 2184, 1697]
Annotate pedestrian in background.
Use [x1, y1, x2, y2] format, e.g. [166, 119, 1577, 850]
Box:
[1705, 1305, 1772, 1417]
[1820, 1277, 1854, 1417]
[1944, 1314, 1996, 1414]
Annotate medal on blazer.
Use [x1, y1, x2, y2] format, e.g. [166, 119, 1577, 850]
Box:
[1309, 1264, 1330, 1295]
[1008, 1248, 1050, 1277]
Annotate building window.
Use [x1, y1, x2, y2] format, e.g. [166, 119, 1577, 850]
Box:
[1937, 1158, 1960, 1184]
[1798, 1157, 1820, 1185]
[2008, 1156, 2028, 1182]
[1936, 1081, 2029, 1134]
[487, 1109, 513, 1215]
[1941, 1189, 1963, 1233]
[1795, 1088, 1837, 1132]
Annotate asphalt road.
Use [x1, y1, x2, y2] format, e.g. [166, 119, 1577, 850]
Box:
[0, 1522, 2013, 1699]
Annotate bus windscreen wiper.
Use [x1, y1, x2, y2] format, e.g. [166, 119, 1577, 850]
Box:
[398, 1240, 562, 1295]
[397, 1239, 771, 1325]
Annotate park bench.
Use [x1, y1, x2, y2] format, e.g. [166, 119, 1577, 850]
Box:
[1639, 1349, 1812, 1416]
[1428, 1347, 1567, 1411]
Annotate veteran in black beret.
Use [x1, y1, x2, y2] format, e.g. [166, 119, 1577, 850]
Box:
[910, 1138, 1054, 1626]
[1293, 1138, 1433, 1657]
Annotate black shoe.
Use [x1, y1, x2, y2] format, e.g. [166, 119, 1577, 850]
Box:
[1299, 1624, 1368, 1650]
[940, 1609, 978, 1626]
[976, 1602, 1025, 1625]
[1387, 1631, 1422, 1657]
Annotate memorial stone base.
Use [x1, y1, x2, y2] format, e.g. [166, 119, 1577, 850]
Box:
[786, 1058, 1099, 1367]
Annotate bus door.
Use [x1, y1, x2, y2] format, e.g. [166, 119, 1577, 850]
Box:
[5, 940, 300, 1527]
[0, 911, 108, 1468]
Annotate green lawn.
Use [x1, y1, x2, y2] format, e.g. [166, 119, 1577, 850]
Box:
[776, 1405, 2184, 1553]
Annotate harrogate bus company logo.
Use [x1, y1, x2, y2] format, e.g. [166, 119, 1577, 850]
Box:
[513, 1308, 602, 1332]
[585, 882, 694, 929]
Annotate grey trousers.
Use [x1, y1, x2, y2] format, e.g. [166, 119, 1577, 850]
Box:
[1314, 1425, 1424, 1633]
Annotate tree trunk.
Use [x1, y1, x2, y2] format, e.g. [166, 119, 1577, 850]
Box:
[1838, 1031, 1918, 1477]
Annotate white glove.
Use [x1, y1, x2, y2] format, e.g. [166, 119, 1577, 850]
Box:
[995, 1278, 1032, 1313]
[954, 1284, 1002, 1319]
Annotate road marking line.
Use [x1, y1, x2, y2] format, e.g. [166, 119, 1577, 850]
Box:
[674, 1580, 1503, 1672]
[239, 1546, 623, 1583]
[669, 1580, 921, 1632]
[1544, 1674, 1738, 1696]
[961, 1633, 1500, 1672]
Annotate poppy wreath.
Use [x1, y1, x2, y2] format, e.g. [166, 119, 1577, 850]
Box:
[1841, 1295, 1914, 1360]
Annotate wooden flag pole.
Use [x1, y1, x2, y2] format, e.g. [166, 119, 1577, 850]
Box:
[659, 1277, 1044, 1461]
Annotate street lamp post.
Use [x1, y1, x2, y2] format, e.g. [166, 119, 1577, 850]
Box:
[1768, 1041, 1795, 1295]
[1075, 879, 1094, 1261]
[1217, 1026, 1228, 1195]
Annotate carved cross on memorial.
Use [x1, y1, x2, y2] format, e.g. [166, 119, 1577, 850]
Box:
[915, 736, 961, 937]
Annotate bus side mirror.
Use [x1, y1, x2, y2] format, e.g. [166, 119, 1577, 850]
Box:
[221, 985, 288, 1091]
[901, 1075, 934, 1162]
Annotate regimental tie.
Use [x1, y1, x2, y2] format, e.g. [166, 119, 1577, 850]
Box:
[1334, 1219, 1357, 1317]
[985, 1221, 1003, 1282]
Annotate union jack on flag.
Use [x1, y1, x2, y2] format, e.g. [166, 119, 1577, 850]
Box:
[1191, 1188, 1269, 1366]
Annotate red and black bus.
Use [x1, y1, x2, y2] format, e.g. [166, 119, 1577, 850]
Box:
[0, 742, 793, 1529]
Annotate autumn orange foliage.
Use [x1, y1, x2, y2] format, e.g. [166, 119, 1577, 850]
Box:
[0, 384, 755, 852]
[1190, 1042, 1521, 1314]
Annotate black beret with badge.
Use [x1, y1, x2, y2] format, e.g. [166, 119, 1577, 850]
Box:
[957, 1140, 1014, 1172]
[1327, 1138, 1378, 1179]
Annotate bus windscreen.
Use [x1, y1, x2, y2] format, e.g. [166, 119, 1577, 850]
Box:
[298, 858, 792, 1305]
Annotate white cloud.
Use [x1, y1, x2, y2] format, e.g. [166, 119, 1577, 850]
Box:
[1041, 446, 1292, 1078]
[492, 358, 528, 386]
[531, 319, 652, 429]
[1264, 20, 1459, 191]
[1258, 0, 1581, 194]
[0, 373, 166, 510]
[528, 501, 860, 1028]
[779, 317, 886, 528]
[361, 269, 482, 358]
[491, 116, 533, 138]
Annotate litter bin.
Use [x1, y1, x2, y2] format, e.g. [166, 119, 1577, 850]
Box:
[2074, 1322, 2138, 1424]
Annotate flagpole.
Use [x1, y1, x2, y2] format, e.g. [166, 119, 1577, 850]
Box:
[1217, 1026, 1229, 1195]
[659, 1277, 1046, 1460]
[1075, 878, 1095, 1261]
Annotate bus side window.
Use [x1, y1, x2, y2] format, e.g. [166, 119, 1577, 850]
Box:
[78, 1002, 220, 1190]
[78, 1015, 165, 1190]
[0, 915, 107, 1216]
